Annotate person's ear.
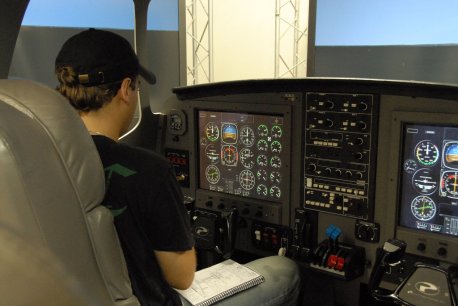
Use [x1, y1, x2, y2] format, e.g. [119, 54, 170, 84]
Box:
[119, 77, 133, 102]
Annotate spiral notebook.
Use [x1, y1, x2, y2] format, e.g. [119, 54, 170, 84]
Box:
[175, 259, 265, 306]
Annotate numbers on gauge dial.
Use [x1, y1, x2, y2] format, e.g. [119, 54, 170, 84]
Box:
[257, 154, 268, 167]
[404, 159, 417, 174]
[271, 140, 282, 153]
[441, 171, 458, 198]
[205, 122, 219, 141]
[411, 196, 436, 221]
[270, 185, 281, 198]
[257, 184, 268, 196]
[205, 165, 220, 184]
[271, 125, 283, 138]
[270, 171, 281, 184]
[415, 140, 439, 166]
[257, 139, 268, 152]
[240, 148, 255, 169]
[239, 170, 256, 190]
[240, 126, 255, 147]
[270, 156, 282, 169]
[257, 124, 269, 137]
[256, 169, 268, 181]
[221, 145, 238, 166]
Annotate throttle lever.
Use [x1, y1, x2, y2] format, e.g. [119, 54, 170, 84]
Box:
[369, 238, 407, 302]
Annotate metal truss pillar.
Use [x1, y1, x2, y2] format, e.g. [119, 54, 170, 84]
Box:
[185, 0, 213, 85]
[275, 0, 308, 78]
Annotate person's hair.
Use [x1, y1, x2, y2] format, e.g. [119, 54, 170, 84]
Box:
[55, 66, 136, 112]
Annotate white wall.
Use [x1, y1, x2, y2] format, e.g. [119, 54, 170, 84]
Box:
[185, 0, 309, 84]
[213, 1, 276, 82]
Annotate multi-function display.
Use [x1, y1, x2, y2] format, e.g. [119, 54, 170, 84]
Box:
[198, 110, 286, 203]
[399, 124, 458, 237]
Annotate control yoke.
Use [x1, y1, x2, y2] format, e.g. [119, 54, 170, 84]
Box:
[191, 208, 238, 260]
[369, 239, 457, 306]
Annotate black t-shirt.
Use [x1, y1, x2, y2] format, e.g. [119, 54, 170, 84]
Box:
[92, 135, 194, 306]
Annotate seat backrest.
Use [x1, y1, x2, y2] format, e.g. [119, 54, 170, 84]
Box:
[0, 79, 140, 306]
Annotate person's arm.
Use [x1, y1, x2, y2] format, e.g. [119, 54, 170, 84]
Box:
[154, 247, 196, 290]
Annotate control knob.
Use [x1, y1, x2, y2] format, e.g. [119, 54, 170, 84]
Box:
[324, 101, 334, 109]
[307, 163, 317, 172]
[357, 121, 367, 130]
[417, 243, 426, 252]
[324, 119, 334, 128]
[354, 152, 364, 160]
[359, 102, 368, 111]
[438, 247, 447, 257]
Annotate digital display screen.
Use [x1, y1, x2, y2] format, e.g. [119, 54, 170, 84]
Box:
[399, 124, 458, 237]
[198, 110, 287, 202]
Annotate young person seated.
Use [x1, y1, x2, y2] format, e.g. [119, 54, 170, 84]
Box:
[55, 28, 300, 306]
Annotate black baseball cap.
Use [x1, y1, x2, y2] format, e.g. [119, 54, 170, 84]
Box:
[55, 28, 156, 86]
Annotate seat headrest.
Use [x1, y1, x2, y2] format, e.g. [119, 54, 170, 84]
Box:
[0, 79, 104, 211]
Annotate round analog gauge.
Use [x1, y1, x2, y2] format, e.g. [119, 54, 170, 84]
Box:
[270, 156, 282, 169]
[404, 159, 418, 174]
[415, 140, 439, 166]
[240, 148, 255, 169]
[270, 171, 281, 184]
[205, 144, 219, 164]
[256, 169, 267, 181]
[205, 165, 220, 184]
[412, 168, 437, 195]
[257, 155, 268, 167]
[257, 124, 269, 137]
[271, 125, 283, 138]
[257, 139, 268, 152]
[205, 122, 219, 141]
[270, 185, 281, 198]
[222, 145, 238, 166]
[271, 140, 282, 153]
[240, 126, 255, 147]
[441, 171, 458, 198]
[239, 170, 255, 190]
[411, 196, 436, 221]
[257, 184, 268, 196]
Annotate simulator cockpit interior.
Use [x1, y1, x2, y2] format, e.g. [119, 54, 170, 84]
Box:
[1, 1, 458, 305]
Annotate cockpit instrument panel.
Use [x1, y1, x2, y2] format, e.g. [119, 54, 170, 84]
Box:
[198, 110, 287, 203]
[304, 92, 378, 220]
[399, 124, 458, 237]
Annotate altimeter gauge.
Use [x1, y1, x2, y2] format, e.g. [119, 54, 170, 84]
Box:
[240, 126, 255, 147]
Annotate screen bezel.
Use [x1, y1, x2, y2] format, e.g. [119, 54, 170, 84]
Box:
[194, 103, 293, 207]
[389, 111, 458, 263]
